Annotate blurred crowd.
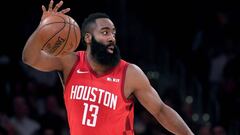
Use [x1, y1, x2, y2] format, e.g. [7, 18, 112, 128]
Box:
[0, 1, 240, 134]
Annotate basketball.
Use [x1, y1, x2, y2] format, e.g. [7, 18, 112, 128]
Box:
[38, 14, 81, 56]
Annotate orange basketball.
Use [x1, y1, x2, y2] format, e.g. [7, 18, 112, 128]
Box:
[38, 14, 81, 56]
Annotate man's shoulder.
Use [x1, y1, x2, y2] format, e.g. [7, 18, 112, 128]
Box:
[125, 63, 143, 74]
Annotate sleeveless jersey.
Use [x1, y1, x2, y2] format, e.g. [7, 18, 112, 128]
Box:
[64, 51, 134, 135]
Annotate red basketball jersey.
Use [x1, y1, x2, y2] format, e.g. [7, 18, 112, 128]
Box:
[64, 51, 134, 135]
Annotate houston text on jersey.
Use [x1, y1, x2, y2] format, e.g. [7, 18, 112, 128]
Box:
[70, 85, 118, 110]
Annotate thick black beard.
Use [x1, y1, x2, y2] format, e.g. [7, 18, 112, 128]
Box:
[90, 37, 121, 67]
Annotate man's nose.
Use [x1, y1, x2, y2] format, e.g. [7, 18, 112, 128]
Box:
[108, 34, 116, 43]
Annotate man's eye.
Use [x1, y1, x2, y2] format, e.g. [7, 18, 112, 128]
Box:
[102, 31, 108, 35]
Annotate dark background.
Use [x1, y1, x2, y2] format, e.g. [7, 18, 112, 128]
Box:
[0, 0, 239, 135]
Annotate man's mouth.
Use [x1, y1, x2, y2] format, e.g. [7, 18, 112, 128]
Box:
[107, 45, 114, 54]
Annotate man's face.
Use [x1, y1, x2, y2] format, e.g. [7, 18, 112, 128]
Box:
[90, 35, 120, 67]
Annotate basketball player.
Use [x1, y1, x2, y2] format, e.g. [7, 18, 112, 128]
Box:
[22, 0, 194, 135]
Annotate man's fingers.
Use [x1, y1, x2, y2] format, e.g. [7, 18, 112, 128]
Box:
[48, 0, 54, 11]
[46, 0, 69, 14]
[53, 1, 63, 12]
[60, 8, 71, 14]
[42, 5, 46, 12]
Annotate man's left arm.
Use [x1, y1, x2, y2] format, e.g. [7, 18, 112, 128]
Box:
[126, 64, 194, 135]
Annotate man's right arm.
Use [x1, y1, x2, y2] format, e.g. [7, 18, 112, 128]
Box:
[22, 27, 63, 72]
[22, 0, 70, 72]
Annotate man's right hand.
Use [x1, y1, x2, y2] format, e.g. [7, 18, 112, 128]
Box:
[41, 0, 70, 21]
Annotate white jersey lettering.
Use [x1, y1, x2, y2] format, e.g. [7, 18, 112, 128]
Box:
[70, 85, 118, 110]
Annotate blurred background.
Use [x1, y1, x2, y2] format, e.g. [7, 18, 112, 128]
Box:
[0, 0, 239, 135]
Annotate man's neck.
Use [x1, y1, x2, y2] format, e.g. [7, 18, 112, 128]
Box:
[86, 52, 113, 75]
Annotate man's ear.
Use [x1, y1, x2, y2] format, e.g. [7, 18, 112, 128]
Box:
[84, 33, 92, 44]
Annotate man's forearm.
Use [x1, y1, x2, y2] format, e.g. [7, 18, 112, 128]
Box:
[22, 28, 43, 65]
[155, 104, 194, 135]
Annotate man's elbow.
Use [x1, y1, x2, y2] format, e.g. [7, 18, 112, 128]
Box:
[22, 54, 27, 63]
[22, 54, 31, 65]
[152, 102, 167, 118]
[22, 53, 37, 67]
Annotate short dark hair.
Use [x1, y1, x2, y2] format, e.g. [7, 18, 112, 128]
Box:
[81, 12, 110, 43]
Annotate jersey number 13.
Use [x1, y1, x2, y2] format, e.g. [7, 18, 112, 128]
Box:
[82, 103, 99, 127]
